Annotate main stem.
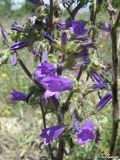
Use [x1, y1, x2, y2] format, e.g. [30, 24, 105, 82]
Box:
[109, 26, 119, 156]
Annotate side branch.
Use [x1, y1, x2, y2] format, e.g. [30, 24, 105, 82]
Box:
[18, 57, 44, 91]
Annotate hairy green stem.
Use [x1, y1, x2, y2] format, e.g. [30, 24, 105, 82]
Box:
[107, 1, 120, 156]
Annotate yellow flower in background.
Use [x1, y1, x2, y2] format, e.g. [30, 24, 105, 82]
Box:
[99, 44, 104, 48]
[1, 73, 8, 78]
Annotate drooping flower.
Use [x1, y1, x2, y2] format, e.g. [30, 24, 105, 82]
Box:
[56, 22, 65, 29]
[57, 20, 88, 36]
[96, 93, 112, 110]
[40, 76, 73, 92]
[11, 22, 24, 32]
[10, 39, 30, 50]
[0, 28, 8, 41]
[71, 20, 88, 36]
[91, 72, 101, 83]
[11, 54, 17, 66]
[43, 32, 56, 43]
[98, 22, 111, 32]
[9, 90, 29, 102]
[36, 63, 56, 80]
[38, 125, 65, 145]
[77, 119, 96, 144]
[91, 72, 108, 89]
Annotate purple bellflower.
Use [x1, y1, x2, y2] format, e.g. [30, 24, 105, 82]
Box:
[0, 28, 8, 41]
[57, 20, 88, 37]
[71, 20, 88, 36]
[11, 22, 24, 32]
[36, 63, 56, 80]
[10, 39, 30, 50]
[38, 125, 65, 145]
[43, 32, 56, 43]
[91, 72, 108, 89]
[40, 76, 73, 92]
[77, 119, 96, 144]
[9, 90, 29, 102]
[96, 93, 112, 110]
[56, 22, 65, 29]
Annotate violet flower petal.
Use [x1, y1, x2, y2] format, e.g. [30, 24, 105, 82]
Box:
[10, 39, 30, 50]
[40, 76, 73, 92]
[77, 119, 96, 144]
[9, 90, 28, 102]
[0, 28, 8, 41]
[36, 63, 56, 80]
[96, 93, 112, 110]
[38, 125, 65, 145]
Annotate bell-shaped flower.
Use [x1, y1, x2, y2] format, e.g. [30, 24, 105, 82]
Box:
[36, 63, 56, 80]
[40, 76, 73, 92]
[43, 32, 56, 43]
[96, 93, 112, 110]
[10, 39, 30, 50]
[0, 28, 8, 41]
[57, 20, 88, 37]
[91, 72, 108, 89]
[11, 22, 24, 32]
[77, 119, 96, 144]
[71, 20, 88, 36]
[38, 125, 65, 145]
[9, 90, 29, 102]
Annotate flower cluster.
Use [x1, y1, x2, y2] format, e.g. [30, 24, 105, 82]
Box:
[2, 0, 113, 154]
